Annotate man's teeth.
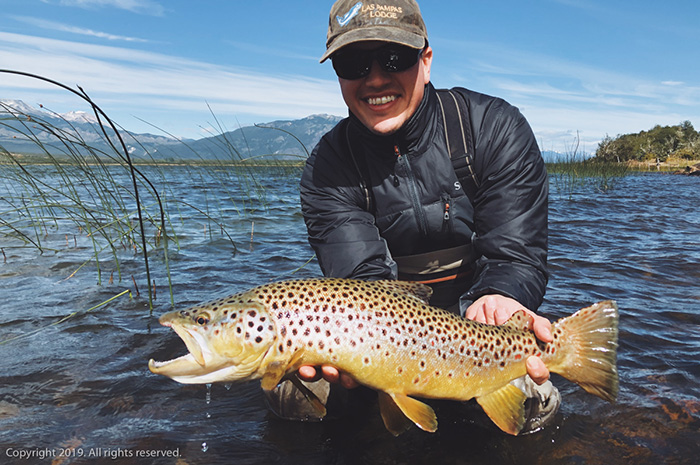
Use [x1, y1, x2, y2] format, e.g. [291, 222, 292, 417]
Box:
[367, 95, 396, 105]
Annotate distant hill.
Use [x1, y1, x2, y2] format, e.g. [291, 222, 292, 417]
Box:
[0, 100, 344, 161]
[0, 99, 188, 158]
[152, 114, 344, 161]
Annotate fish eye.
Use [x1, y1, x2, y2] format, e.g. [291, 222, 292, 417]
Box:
[194, 313, 210, 325]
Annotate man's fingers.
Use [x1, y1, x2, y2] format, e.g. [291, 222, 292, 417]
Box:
[320, 365, 341, 383]
[526, 356, 550, 385]
[532, 316, 554, 343]
[297, 365, 320, 382]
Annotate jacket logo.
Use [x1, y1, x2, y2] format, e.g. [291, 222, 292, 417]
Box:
[336, 2, 362, 27]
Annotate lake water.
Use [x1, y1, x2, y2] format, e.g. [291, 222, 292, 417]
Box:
[0, 165, 698, 464]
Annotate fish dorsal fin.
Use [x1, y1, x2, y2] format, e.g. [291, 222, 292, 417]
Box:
[476, 383, 527, 435]
[376, 280, 433, 305]
[382, 392, 437, 434]
[503, 310, 534, 331]
[377, 392, 413, 436]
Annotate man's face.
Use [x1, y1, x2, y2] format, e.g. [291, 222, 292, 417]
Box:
[337, 41, 433, 136]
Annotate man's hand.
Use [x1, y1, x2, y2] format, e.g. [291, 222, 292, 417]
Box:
[465, 294, 552, 385]
[297, 365, 359, 389]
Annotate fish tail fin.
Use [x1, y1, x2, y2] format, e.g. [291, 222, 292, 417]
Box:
[549, 300, 619, 403]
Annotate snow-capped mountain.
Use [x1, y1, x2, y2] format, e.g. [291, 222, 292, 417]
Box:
[0, 99, 344, 161]
[0, 99, 185, 158]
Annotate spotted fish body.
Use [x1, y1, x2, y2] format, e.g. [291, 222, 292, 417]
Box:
[149, 278, 619, 435]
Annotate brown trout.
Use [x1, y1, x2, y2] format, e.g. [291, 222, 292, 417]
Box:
[149, 278, 618, 435]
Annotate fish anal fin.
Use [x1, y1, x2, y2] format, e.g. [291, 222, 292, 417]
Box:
[476, 383, 527, 435]
[377, 391, 413, 436]
[503, 310, 534, 331]
[387, 392, 437, 433]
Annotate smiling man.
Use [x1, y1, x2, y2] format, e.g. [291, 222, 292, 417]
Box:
[268, 0, 558, 435]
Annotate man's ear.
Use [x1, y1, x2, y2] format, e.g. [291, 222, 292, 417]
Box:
[421, 46, 433, 84]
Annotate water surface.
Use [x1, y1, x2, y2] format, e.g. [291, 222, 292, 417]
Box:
[1, 168, 698, 464]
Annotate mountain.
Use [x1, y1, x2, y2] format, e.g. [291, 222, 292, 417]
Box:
[0, 99, 343, 162]
[0, 99, 188, 158]
[152, 114, 344, 161]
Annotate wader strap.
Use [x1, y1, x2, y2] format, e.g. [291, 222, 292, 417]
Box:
[436, 89, 479, 201]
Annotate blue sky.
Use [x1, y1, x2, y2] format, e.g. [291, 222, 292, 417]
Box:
[2, 0, 699, 153]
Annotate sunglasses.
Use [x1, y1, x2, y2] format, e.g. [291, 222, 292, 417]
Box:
[332, 44, 423, 80]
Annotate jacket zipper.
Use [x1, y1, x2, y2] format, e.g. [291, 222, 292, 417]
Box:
[441, 193, 454, 235]
[395, 144, 429, 238]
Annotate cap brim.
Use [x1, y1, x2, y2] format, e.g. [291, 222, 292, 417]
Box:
[320, 26, 426, 63]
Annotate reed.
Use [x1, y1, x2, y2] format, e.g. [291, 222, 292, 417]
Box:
[546, 133, 630, 199]
[0, 71, 309, 311]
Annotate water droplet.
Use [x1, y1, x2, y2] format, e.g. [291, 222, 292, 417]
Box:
[201, 442, 208, 453]
[205, 383, 212, 405]
[224, 383, 232, 391]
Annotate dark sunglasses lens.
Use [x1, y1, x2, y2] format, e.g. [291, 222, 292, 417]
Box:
[332, 45, 421, 80]
[332, 52, 371, 80]
[377, 46, 420, 73]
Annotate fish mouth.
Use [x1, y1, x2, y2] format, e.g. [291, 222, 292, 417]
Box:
[148, 316, 217, 382]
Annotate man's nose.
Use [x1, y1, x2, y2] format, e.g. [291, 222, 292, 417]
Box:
[363, 59, 392, 86]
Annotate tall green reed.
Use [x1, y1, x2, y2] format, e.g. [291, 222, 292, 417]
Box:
[546, 132, 630, 199]
[1, 70, 311, 314]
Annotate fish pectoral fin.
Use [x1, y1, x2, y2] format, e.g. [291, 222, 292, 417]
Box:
[377, 391, 413, 436]
[260, 361, 288, 391]
[289, 375, 327, 418]
[384, 392, 437, 434]
[476, 383, 527, 435]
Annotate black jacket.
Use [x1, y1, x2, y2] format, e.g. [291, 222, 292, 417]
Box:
[300, 83, 548, 311]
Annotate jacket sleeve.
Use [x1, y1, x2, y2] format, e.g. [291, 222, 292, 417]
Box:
[300, 129, 397, 280]
[463, 96, 548, 311]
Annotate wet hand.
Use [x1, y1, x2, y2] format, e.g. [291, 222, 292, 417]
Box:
[297, 365, 359, 389]
[465, 294, 552, 385]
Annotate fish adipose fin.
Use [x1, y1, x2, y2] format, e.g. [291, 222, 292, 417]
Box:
[550, 300, 619, 403]
[476, 383, 527, 435]
[379, 392, 437, 435]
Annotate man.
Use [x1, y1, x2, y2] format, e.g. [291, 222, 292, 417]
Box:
[270, 0, 558, 434]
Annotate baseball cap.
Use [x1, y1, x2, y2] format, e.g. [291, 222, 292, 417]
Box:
[320, 0, 428, 63]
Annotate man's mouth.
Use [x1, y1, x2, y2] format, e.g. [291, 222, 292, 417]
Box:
[366, 95, 397, 106]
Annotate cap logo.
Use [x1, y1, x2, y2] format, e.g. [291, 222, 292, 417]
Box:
[336, 2, 363, 27]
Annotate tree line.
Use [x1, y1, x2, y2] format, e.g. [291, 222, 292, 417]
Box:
[595, 121, 699, 162]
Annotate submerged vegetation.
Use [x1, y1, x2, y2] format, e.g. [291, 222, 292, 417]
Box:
[0, 71, 307, 314]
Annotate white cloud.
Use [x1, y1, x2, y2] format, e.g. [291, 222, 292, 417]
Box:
[45, 0, 165, 16]
[11, 16, 150, 42]
[0, 32, 345, 138]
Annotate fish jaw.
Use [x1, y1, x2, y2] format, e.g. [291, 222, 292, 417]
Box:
[148, 354, 262, 384]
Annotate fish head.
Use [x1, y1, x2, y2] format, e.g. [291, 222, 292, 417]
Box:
[149, 294, 277, 385]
